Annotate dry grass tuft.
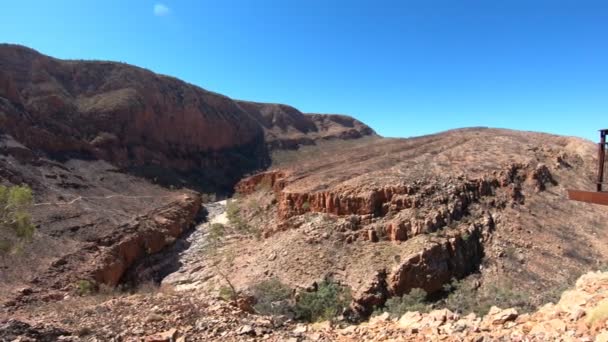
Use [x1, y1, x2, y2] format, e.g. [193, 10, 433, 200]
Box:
[587, 299, 608, 326]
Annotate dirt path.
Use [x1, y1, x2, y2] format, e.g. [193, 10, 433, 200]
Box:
[33, 194, 176, 207]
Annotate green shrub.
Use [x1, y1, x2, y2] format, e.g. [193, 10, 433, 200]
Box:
[443, 278, 533, 316]
[226, 200, 240, 223]
[0, 185, 35, 254]
[294, 280, 352, 322]
[461, 232, 470, 241]
[376, 288, 429, 318]
[302, 201, 310, 211]
[76, 279, 95, 296]
[209, 223, 226, 240]
[225, 199, 258, 237]
[251, 278, 293, 315]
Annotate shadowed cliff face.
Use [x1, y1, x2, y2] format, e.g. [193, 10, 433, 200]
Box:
[0, 44, 375, 193]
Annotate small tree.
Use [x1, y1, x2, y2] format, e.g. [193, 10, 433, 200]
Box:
[0, 185, 35, 254]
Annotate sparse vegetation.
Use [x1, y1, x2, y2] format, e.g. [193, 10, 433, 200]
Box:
[302, 200, 310, 211]
[216, 266, 239, 304]
[374, 288, 429, 318]
[76, 279, 95, 296]
[225, 199, 260, 238]
[294, 280, 352, 322]
[206, 223, 226, 250]
[219, 285, 238, 302]
[251, 278, 293, 315]
[461, 232, 470, 241]
[201, 193, 217, 203]
[0, 185, 36, 255]
[442, 277, 533, 316]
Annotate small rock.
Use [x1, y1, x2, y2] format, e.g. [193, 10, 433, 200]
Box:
[144, 328, 178, 342]
[146, 313, 164, 323]
[309, 332, 322, 341]
[237, 325, 255, 335]
[398, 311, 423, 329]
[596, 331, 608, 342]
[293, 324, 307, 334]
[16, 287, 33, 295]
[369, 312, 390, 325]
[485, 306, 518, 325]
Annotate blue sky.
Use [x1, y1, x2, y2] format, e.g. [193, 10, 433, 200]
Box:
[2, 1, 607, 141]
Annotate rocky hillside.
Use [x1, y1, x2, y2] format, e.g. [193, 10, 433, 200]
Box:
[220, 128, 608, 319]
[236, 101, 375, 150]
[0, 44, 374, 192]
[1, 44, 607, 341]
[3, 270, 608, 341]
[0, 44, 375, 312]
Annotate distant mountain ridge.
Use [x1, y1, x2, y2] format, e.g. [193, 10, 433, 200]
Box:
[0, 44, 375, 191]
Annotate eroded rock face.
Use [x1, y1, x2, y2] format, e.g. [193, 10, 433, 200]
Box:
[234, 170, 289, 195]
[92, 192, 202, 286]
[5, 192, 202, 307]
[229, 128, 606, 320]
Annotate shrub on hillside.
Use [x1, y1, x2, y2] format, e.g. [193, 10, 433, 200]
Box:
[375, 288, 429, 318]
[225, 199, 259, 237]
[76, 279, 95, 296]
[251, 278, 293, 316]
[443, 277, 533, 316]
[294, 280, 352, 322]
[0, 185, 35, 254]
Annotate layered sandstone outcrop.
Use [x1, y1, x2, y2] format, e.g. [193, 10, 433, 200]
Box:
[92, 192, 202, 286]
[228, 128, 608, 319]
[5, 192, 202, 307]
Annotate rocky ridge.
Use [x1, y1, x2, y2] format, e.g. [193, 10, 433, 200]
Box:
[0, 44, 375, 192]
[222, 128, 608, 319]
[0, 44, 374, 308]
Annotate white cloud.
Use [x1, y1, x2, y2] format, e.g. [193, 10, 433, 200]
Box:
[153, 3, 170, 16]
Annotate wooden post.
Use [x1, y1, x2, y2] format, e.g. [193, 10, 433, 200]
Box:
[598, 130, 607, 192]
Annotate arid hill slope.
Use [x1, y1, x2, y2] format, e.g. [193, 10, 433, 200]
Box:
[0, 44, 374, 191]
[0, 44, 374, 307]
[5, 271, 608, 341]
[224, 127, 608, 318]
[236, 100, 375, 149]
